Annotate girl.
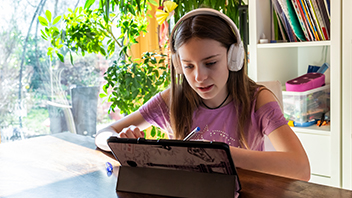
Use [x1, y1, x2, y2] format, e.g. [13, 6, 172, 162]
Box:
[95, 8, 310, 181]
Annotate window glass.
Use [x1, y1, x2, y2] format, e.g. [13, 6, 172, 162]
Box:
[0, 0, 121, 143]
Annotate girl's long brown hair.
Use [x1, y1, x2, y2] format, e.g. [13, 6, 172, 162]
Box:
[170, 14, 264, 149]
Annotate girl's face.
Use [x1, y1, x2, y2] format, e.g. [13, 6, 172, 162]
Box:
[178, 37, 229, 107]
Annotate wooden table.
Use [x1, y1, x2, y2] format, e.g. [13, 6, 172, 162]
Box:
[1, 132, 351, 198]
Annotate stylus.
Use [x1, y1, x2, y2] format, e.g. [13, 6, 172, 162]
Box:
[183, 127, 200, 141]
[106, 162, 113, 172]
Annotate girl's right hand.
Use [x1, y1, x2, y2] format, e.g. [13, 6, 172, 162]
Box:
[118, 125, 145, 138]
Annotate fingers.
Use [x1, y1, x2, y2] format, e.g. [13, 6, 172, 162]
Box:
[118, 125, 145, 138]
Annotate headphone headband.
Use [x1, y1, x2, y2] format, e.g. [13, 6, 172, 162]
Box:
[170, 8, 244, 72]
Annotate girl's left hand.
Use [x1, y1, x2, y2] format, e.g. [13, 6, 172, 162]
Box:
[118, 125, 145, 138]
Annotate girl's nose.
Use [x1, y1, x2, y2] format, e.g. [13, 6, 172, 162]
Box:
[195, 66, 208, 82]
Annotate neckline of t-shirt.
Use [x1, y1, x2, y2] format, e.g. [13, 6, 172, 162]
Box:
[199, 99, 233, 111]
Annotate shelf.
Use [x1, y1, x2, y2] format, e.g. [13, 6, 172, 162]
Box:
[292, 125, 330, 136]
[250, 0, 341, 188]
[257, 41, 331, 49]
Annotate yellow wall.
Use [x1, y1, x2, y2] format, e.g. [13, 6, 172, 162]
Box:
[130, 4, 159, 59]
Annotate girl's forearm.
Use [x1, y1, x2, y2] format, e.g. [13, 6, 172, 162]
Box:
[230, 146, 310, 181]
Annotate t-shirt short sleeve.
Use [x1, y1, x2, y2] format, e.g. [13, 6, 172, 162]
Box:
[139, 93, 171, 132]
[255, 101, 288, 136]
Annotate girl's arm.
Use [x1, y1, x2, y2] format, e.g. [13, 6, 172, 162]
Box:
[230, 89, 311, 181]
[95, 89, 171, 151]
[94, 110, 151, 151]
[230, 125, 310, 181]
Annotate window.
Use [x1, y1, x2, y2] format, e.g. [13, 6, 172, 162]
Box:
[0, 0, 121, 143]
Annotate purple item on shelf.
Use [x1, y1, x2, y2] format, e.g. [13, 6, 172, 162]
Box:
[286, 73, 325, 92]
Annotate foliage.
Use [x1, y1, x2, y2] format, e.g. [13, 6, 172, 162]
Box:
[22, 108, 50, 135]
[101, 52, 169, 114]
[0, 26, 26, 128]
[37, 0, 169, 139]
[38, 0, 166, 113]
[173, 0, 241, 24]
[60, 54, 101, 87]
[37, 0, 244, 139]
[38, 0, 156, 62]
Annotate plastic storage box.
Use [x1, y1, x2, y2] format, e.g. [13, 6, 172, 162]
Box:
[283, 85, 330, 124]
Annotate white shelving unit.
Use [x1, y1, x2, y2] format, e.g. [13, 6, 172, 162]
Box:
[342, 0, 352, 190]
[248, 0, 341, 187]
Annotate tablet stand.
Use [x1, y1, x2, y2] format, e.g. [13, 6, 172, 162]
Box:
[116, 166, 240, 198]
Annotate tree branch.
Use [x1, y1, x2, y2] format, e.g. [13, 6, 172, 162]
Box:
[107, 27, 122, 48]
[74, 0, 80, 11]
[18, 0, 47, 127]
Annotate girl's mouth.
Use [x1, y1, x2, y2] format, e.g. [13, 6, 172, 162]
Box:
[198, 84, 213, 92]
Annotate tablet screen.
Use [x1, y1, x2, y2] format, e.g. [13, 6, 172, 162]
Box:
[108, 137, 236, 175]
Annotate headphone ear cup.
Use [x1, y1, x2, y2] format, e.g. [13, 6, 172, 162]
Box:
[172, 53, 183, 74]
[227, 43, 244, 71]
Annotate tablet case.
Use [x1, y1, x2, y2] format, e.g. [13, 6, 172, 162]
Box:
[108, 137, 241, 198]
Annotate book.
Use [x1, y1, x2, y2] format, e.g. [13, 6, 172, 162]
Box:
[299, 0, 319, 41]
[274, 7, 288, 41]
[307, 0, 324, 40]
[271, 6, 279, 41]
[317, 0, 330, 37]
[311, 0, 329, 40]
[277, 0, 306, 41]
[296, 0, 314, 41]
[291, 0, 312, 41]
[272, 0, 296, 42]
[323, 0, 330, 19]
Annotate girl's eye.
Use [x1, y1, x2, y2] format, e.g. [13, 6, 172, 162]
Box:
[184, 65, 194, 69]
[206, 62, 217, 66]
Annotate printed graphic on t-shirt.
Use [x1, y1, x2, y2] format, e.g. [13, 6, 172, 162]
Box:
[191, 125, 237, 146]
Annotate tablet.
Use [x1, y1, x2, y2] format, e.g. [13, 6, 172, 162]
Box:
[107, 137, 239, 176]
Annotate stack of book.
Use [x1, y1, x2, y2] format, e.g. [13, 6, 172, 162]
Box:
[271, 0, 330, 42]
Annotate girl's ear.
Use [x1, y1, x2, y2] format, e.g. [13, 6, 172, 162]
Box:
[227, 43, 244, 71]
[172, 53, 183, 74]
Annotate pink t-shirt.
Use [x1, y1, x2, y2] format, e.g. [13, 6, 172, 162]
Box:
[139, 92, 287, 151]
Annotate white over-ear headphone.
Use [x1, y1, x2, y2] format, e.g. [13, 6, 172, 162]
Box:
[170, 8, 245, 73]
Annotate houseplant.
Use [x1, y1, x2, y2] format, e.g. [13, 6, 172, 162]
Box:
[39, 0, 170, 138]
[39, 0, 244, 138]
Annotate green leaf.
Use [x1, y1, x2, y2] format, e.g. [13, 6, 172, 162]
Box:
[105, 0, 110, 23]
[70, 51, 74, 65]
[103, 84, 109, 92]
[84, 0, 96, 9]
[151, 57, 157, 64]
[53, 16, 61, 25]
[99, 93, 107, 98]
[57, 52, 64, 62]
[45, 10, 52, 23]
[61, 30, 66, 42]
[52, 26, 60, 34]
[136, 0, 141, 12]
[132, 90, 139, 98]
[40, 29, 47, 40]
[157, 129, 161, 137]
[155, 80, 163, 86]
[149, 0, 158, 6]
[150, 126, 156, 137]
[40, 29, 46, 36]
[99, 46, 106, 56]
[108, 42, 115, 58]
[38, 16, 48, 26]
